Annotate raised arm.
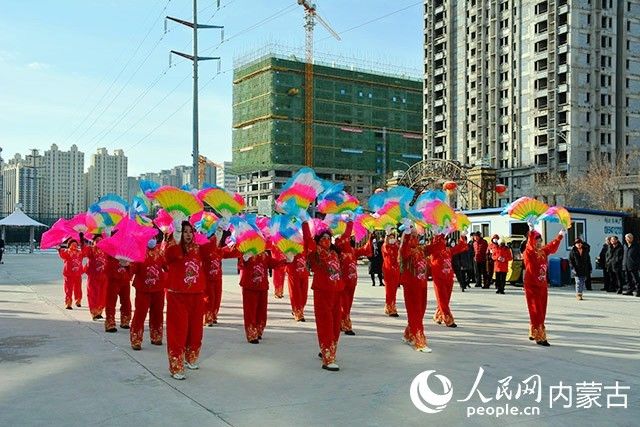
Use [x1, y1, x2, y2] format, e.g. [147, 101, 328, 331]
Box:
[544, 233, 564, 256]
[302, 221, 316, 254]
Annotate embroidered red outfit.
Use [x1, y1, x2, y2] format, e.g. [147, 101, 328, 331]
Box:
[130, 246, 166, 348]
[202, 236, 234, 325]
[426, 235, 468, 327]
[523, 231, 562, 341]
[381, 239, 400, 315]
[105, 256, 133, 330]
[286, 253, 310, 321]
[164, 239, 211, 375]
[237, 251, 283, 342]
[335, 222, 372, 332]
[85, 245, 108, 317]
[399, 233, 429, 350]
[303, 222, 344, 366]
[58, 245, 85, 307]
[271, 247, 287, 298]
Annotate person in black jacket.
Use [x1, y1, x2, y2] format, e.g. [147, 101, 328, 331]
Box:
[597, 237, 612, 291]
[606, 236, 625, 294]
[368, 233, 384, 287]
[569, 238, 592, 300]
[0, 237, 4, 264]
[452, 235, 472, 291]
[623, 233, 640, 297]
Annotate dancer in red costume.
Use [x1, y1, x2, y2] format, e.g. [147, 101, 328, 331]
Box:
[271, 246, 287, 299]
[58, 238, 85, 309]
[287, 252, 309, 321]
[523, 227, 564, 346]
[85, 235, 108, 320]
[202, 228, 235, 327]
[164, 222, 217, 379]
[235, 250, 285, 343]
[427, 234, 468, 328]
[334, 221, 372, 335]
[382, 230, 401, 317]
[130, 235, 166, 350]
[492, 239, 513, 295]
[399, 225, 431, 353]
[303, 221, 343, 371]
[105, 255, 133, 332]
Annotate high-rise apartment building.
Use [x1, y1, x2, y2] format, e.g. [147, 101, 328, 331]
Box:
[41, 144, 84, 216]
[1, 153, 40, 215]
[423, 0, 640, 203]
[216, 161, 237, 192]
[86, 148, 128, 208]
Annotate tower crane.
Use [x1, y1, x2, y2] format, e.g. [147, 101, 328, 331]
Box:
[297, 0, 341, 166]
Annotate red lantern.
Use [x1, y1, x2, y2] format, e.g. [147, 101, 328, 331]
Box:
[496, 184, 507, 194]
[443, 181, 458, 192]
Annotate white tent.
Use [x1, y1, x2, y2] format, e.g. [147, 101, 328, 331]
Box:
[0, 207, 48, 253]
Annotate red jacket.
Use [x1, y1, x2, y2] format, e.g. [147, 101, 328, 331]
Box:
[202, 236, 235, 283]
[165, 240, 214, 293]
[335, 223, 372, 284]
[492, 245, 513, 273]
[131, 247, 166, 292]
[303, 222, 344, 292]
[381, 240, 400, 281]
[399, 233, 429, 289]
[58, 246, 85, 277]
[85, 246, 108, 279]
[238, 252, 283, 291]
[523, 231, 563, 287]
[473, 238, 489, 262]
[286, 253, 309, 280]
[107, 256, 133, 284]
[426, 235, 468, 282]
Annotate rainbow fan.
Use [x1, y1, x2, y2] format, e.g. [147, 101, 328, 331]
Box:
[94, 194, 129, 216]
[353, 213, 375, 242]
[147, 186, 203, 218]
[275, 167, 326, 212]
[229, 217, 266, 256]
[198, 185, 245, 217]
[97, 217, 157, 263]
[269, 215, 305, 256]
[540, 206, 572, 230]
[324, 214, 348, 237]
[503, 197, 549, 225]
[139, 180, 160, 195]
[454, 211, 471, 232]
[372, 213, 397, 231]
[317, 190, 360, 215]
[130, 192, 151, 216]
[87, 208, 124, 234]
[368, 186, 414, 223]
[422, 200, 456, 233]
[134, 215, 154, 228]
[309, 218, 330, 237]
[191, 211, 220, 237]
[272, 235, 304, 256]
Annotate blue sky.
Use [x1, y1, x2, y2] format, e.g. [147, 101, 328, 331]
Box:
[0, 0, 423, 176]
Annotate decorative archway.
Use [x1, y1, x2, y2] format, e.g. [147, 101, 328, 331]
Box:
[396, 159, 494, 209]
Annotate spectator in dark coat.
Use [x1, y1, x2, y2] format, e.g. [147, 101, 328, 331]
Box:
[623, 233, 640, 296]
[0, 237, 4, 264]
[606, 236, 625, 294]
[569, 238, 592, 300]
[597, 237, 612, 291]
[452, 235, 472, 291]
[368, 233, 384, 287]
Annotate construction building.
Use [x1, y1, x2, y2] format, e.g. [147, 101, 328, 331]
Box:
[423, 0, 640, 206]
[232, 47, 423, 214]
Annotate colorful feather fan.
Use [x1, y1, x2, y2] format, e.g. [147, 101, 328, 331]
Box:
[130, 192, 151, 216]
[454, 211, 471, 232]
[198, 185, 245, 217]
[502, 197, 549, 225]
[269, 214, 304, 256]
[354, 213, 375, 242]
[191, 211, 220, 237]
[153, 209, 174, 234]
[275, 167, 326, 212]
[368, 186, 414, 223]
[139, 179, 160, 195]
[421, 200, 456, 234]
[317, 190, 360, 215]
[147, 186, 203, 218]
[94, 194, 129, 216]
[97, 217, 157, 263]
[540, 206, 572, 229]
[229, 217, 266, 256]
[324, 214, 348, 237]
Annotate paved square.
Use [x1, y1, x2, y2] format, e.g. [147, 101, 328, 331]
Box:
[0, 253, 638, 426]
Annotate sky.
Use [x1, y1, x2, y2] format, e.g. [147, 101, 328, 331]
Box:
[0, 0, 423, 176]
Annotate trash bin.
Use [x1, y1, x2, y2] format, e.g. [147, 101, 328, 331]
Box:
[548, 257, 571, 287]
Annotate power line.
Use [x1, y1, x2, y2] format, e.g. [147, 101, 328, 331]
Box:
[60, 0, 174, 150]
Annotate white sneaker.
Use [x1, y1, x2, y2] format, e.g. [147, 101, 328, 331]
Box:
[185, 361, 199, 370]
[322, 363, 340, 371]
[417, 346, 433, 353]
[172, 372, 186, 380]
[402, 337, 413, 346]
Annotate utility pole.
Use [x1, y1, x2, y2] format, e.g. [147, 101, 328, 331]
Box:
[167, 0, 223, 188]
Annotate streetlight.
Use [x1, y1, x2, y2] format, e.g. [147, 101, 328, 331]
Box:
[393, 159, 412, 170]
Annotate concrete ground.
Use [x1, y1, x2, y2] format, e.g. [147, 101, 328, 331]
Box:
[0, 253, 638, 427]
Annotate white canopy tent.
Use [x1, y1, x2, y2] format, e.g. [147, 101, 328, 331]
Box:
[0, 207, 48, 253]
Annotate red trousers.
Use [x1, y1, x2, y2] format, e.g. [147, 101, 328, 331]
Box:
[524, 284, 548, 341]
[402, 283, 428, 349]
[105, 281, 131, 330]
[433, 277, 455, 326]
[340, 278, 357, 331]
[203, 276, 222, 324]
[87, 275, 107, 317]
[166, 292, 204, 374]
[273, 266, 286, 297]
[288, 274, 309, 320]
[63, 275, 82, 307]
[383, 269, 399, 315]
[242, 288, 268, 341]
[130, 291, 165, 347]
[313, 288, 342, 365]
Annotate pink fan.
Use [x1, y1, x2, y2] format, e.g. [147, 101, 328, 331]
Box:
[194, 232, 210, 245]
[41, 218, 78, 249]
[153, 209, 174, 234]
[310, 218, 330, 236]
[68, 213, 89, 234]
[97, 217, 157, 263]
